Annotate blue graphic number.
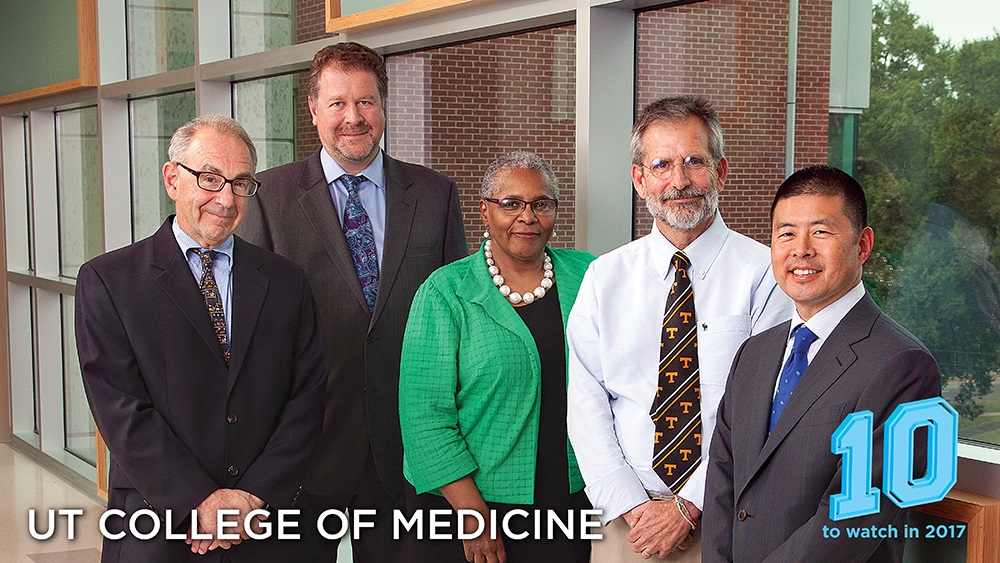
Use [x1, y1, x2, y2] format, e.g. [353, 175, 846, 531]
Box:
[884, 398, 958, 508]
[830, 398, 958, 521]
[830, 411, 879, 520]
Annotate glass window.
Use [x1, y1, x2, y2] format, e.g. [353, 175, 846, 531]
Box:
[129, 91, 197, 241]
[233, 73, 301, 170]
[857, 0, 1000, 446]
[56, 107, 104, 278]
[127, 0, 195, 79]
[636, 4, 831, 244]
[232, 0, 295, 58]
[61, 295, 95, 465]
[385, 25, 577, 253]
[233, 0, 337, 57]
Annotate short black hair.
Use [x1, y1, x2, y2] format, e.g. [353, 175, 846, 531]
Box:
[771, 165, 867, 235]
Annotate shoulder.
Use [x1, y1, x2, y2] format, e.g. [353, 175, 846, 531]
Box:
[422, 251, 479, 289]
[80, 231, 159, 283]
[719, 227, 772, 269]
[740, 321, 791, 357]
[385, 155, 456, 190]
[236, 237, 308, 282]
[589, 235, 649, 271]
[549, 247, 597, 274]
[257, 154, 314, 182]
[869, 308, 933, 355]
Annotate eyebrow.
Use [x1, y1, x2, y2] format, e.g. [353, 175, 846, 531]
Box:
[774, 219, 834, 229]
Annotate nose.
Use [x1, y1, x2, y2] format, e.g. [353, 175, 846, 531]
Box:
[516, 204, 539, 223]
[213, 181, 237, 207]
[791, 234, 813, 258]
[344, 103, 364, 124]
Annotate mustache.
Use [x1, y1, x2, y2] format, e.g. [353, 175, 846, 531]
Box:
[657, 187, 709, 201]
[336, 125, 372, 135]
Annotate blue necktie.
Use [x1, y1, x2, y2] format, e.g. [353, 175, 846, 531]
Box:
[769, 325, 818, 432]
[340, 174, 379, 312]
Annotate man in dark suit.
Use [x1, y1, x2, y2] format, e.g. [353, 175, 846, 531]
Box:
[702, 165, 941, 562]
[237, 42, 467, 562]
[77, 115, 328, 562]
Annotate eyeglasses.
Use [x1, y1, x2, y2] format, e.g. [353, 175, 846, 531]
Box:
[640, 155, 714, 179]
[176, 162, 260, 197]
[483, 197, 559, 216]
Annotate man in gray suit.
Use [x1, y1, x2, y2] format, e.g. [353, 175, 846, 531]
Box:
[702, 165, 941, 562]
[237, 42, 467, 562]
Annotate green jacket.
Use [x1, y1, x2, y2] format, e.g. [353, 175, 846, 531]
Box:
[399, 243, 597, 504]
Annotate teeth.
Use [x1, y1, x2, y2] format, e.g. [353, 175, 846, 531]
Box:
[793, 269, 818, 275]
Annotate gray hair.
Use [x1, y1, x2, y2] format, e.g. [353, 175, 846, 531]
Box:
[630, 95, 724, 165]
[168, 114, 258, 170]
[481, 151, 559, 200]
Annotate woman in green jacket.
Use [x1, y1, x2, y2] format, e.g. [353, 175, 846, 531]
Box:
[400, 152, 596, 563]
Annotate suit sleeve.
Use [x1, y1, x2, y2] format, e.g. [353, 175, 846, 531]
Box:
[442, 178, 469, 262]
[702, 343, 748, 562]
[232, 273, 328, 507]
[762, 347, 941, 563]
[76, 262, 219, 518]
[237, 186, 274, 250]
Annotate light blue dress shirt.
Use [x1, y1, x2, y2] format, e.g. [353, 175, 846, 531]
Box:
[172, 218, 234, 342]
[320, 149, 387, 269]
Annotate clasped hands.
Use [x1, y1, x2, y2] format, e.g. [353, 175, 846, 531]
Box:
[625, 497, 700, 560]
[186, 488, 267, 554]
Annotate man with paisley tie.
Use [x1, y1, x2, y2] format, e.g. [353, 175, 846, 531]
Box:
[237, 42, 467, 562]
[567, 96, 791, 561]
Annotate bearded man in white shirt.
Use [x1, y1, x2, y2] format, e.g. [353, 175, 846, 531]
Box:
[567, 96, 792, 561]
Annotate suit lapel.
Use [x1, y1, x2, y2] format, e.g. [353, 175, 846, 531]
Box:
[226, 238, 268, 389]
[747, 296, 878, 483]
[150, 219, 228, 367]
[296, 150, 370, 312]
[373, 156, 416, 325]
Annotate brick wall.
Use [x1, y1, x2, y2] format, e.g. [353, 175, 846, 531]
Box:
[386, 26, 577, 255]
[636, 0, 831, 244]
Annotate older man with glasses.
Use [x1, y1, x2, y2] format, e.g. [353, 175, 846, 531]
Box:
[76, 114, 328, 563]
[567, 96, 792, 561]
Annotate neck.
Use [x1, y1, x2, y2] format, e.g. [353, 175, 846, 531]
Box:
[655, 214, 714, 250]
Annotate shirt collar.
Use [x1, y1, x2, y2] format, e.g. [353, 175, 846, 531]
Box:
[171, 216, 235, 260]
[320, 148, 386, 191]
[788, 280, 866, 342]
[648, 210, 728, 280]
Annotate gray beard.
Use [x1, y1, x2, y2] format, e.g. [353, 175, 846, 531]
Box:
[646, 187, 719, 231]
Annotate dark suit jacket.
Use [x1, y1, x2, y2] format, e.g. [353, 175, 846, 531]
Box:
[237, 149, 467, 499]
[76, 217, 328, 563]
[703, 295, 941, 563]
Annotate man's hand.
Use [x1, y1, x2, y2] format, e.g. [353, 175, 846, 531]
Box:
[186, 488, 266, 554]
[626, 498, 700, 559]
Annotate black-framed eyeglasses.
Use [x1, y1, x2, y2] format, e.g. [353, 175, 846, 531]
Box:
[483, 197, 559, 216]
[641, 155, 714, 179]
[176, 162, 259, 197]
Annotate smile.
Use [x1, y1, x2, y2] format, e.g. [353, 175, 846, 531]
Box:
[792, 269, 818, 275]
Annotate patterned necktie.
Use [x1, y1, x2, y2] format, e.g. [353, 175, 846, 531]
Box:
[341, 174, 379, 312]
[651, 251, 701, 492]
[195, 249, 230, 365]
[769, 325, 819, 432]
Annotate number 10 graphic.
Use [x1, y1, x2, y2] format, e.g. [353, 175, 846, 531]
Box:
[830, 397, 958, 521]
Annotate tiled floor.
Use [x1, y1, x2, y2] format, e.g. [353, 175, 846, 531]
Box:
[0, 444, 103, 563]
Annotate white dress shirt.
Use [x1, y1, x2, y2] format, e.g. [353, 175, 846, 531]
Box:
[567, 212, 793, 523]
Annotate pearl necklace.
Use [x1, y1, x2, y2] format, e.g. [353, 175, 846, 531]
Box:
[484, 239, 554, 305]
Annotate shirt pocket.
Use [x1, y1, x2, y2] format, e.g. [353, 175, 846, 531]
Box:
[697, 314, 752, 387]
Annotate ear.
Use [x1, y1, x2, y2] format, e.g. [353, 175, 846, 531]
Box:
[163, 161, 180, 203]
[308, 97, 319, 126]
[631, 163, 648, 199]
[479, 198, 489, 227]
[858, 226, 875, 264]
[714, 156, 729, 191]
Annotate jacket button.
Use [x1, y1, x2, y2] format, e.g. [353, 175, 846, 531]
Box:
[227, 414, 238, 424]
[737, 509, 749, 521]
[366, 336, 376, 343]
[228, 465, 239, 476]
